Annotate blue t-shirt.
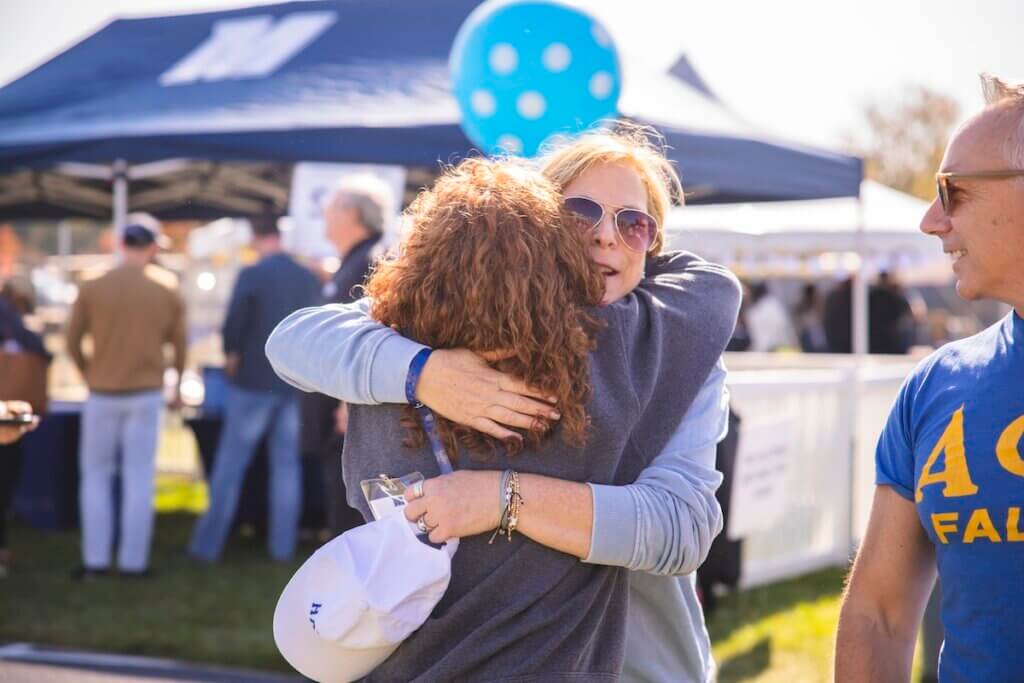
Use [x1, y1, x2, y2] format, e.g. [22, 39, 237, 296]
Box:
[876, 312, 1024, 683]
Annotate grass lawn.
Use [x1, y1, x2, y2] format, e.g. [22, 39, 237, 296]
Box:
[1, 513, 918, 681]
[710, 568, 847, 682]
[0, 513, 306, 672]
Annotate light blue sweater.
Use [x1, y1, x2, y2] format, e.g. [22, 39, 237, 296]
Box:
[266, 299, 727, 682]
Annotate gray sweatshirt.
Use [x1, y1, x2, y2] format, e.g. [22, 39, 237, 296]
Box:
[332, 252, 739, 682]
[269, 306, 727, 682]
[268, 302, 729, 682]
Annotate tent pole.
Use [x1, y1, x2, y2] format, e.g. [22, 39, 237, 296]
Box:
[846, 193, 867, 555]
[112, 159, 129, 240]
[852, 196, 868, 356]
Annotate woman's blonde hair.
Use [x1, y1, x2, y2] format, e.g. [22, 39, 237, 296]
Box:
[538, 123, 683, 254]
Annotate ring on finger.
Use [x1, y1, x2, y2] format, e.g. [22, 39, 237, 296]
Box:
[415, 515, 436, 534]
[409, 480, 425, 500]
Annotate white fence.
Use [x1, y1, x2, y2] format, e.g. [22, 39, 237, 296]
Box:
[722, 354, 917, 588]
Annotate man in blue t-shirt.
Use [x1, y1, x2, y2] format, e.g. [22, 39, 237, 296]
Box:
[835, 74, 1024, 682]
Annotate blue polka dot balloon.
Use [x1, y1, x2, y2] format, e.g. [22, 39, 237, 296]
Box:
[450, 0, 622, 157]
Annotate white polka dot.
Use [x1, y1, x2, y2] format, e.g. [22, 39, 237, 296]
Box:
[496, 134, 523, 155]
[470, 90, 496, 118]
[589, 71, 614, 99]
[489, 43, 518, 75]
[516, 91, 546, 120]
[591, 24, 611, 48]
[542, 43, 571, 72]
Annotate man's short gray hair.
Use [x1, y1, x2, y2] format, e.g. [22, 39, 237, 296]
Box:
[324, 174, 395, 235]
[981, 73, 1024, 168]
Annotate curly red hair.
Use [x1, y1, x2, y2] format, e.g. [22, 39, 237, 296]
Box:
[366, 158, 603, 462]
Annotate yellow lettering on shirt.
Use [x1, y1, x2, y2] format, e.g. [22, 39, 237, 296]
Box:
[916, 406, 979, 502]
[1008, 508, 1024, 542]
[962, 508, 1002, 543]
[996, 415, 1024, 477]
[931, 512, 959, 544]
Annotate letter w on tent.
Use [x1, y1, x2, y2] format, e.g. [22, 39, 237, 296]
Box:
[160, 11, 337, 85]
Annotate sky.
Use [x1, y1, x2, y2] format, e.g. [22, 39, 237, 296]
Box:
[0, 0, 1020, 149]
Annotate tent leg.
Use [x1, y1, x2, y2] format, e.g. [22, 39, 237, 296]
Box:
[852, 270, 869, 355]
[112, 158, 129, 240]
[852, 197, 868, 356]
[846, 195, 869, 556]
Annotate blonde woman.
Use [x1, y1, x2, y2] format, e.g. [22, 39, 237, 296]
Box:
[268, 127, 737, 681]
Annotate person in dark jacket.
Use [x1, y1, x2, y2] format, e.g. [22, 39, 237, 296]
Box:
[188, 214, 320, 562]
[868, 271, 915, 354]
[302, 176, 393, 537]
[0, 284, 50, 577]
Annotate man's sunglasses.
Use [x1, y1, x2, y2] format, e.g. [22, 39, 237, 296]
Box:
[936, 170, 1024, 216]
[563, 196, 658, 253]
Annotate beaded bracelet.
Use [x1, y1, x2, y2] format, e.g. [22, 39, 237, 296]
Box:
[489, 469, 524, 544]
[505, 471, 522, 539]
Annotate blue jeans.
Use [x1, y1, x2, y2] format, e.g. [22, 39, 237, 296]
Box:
[79, 390, 163, 571]
[189, 386, 301, 561]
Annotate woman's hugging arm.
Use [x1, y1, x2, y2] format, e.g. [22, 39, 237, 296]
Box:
[603, 250, 740, 450]
[265, 297, 426, 404]
[585, 360, 729, 575]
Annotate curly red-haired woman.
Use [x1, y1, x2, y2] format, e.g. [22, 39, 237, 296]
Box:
[364, 158, 601, 461]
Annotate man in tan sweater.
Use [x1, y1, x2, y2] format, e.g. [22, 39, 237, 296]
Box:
[65, 213, 185, 577]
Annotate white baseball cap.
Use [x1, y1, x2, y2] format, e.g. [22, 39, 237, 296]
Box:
[273, 512, 457, 682]
[122, 212, 171, 249]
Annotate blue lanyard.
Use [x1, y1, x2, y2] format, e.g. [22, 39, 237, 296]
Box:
[417, 405, 454, 475]
[405, 348, 454, 474]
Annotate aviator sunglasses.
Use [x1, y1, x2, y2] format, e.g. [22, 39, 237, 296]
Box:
[563, 196, 658, 253]
[936, 170, 1024, 216]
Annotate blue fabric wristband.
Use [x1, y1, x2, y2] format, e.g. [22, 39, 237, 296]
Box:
[405, 347, 434, 406]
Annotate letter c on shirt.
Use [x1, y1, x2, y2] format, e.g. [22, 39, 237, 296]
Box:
[996, 415, 1024, 477]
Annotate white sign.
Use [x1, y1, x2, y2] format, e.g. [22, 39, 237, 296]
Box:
[160, 12, 337, 85]
[287, 162, 406, 260]
[727, 416, 796, 540]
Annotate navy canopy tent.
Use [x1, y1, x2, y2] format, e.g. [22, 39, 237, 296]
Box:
[0, 0, 861, 219]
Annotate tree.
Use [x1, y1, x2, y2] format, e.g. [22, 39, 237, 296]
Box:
[845, 86, 960, 201]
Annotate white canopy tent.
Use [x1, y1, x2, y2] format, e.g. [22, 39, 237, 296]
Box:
[665, 180, 944, 277]
[665, 180, 950, 354]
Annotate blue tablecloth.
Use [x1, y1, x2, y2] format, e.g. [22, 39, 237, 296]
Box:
[13, 402, 324, 532]
[13, 403, 81, 530]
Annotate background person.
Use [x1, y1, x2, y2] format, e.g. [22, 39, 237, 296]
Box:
[301, 175, 392, 538]
[745, 280, 798, 352]
[868, 270, 915, 354]
[65, 214, 185, 578]
[824, 277, 854, 353]
[0, 283, 48, 577]
[188, 213, 320, 563]
[824, 272, 918, 355]
[796, 283, 829, 353]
